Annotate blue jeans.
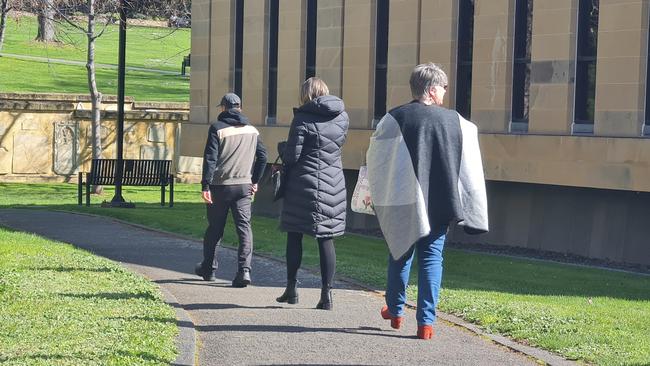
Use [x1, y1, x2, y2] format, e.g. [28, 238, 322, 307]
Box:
[385, 227, 447, 326]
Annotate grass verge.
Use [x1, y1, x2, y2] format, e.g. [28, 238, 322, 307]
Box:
[1, 182, 649, 365]
[0, 226, 177, 365]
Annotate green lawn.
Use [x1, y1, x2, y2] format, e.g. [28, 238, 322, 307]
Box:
[1, 15, 190, 71]
[0, 15, 189, 101]
[0, 57, 189, 102]
[1, 182, 650, 365]
[0, 227, 177, 365]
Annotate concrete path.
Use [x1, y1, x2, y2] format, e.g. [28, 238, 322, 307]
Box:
[0, 209, 557, 365]
[0, 53, 181, 75]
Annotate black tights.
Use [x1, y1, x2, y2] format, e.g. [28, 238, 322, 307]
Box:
[286, 232, 336, 288]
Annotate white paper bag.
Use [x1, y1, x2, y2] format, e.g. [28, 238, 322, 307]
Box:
[351, 166, 375, 215]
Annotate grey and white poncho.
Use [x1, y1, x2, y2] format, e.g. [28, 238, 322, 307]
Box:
[367, 102, 488, 260]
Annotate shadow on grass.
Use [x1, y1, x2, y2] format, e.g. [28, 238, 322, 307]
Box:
[21, 266, 115, 273]
[59, 291, 158, 301]
[107, 315, 176, 323]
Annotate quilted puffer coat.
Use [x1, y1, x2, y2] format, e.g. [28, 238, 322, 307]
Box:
[280, 95, 349, 238]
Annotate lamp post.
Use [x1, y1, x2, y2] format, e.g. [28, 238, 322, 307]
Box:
[109, 0, 133, 208]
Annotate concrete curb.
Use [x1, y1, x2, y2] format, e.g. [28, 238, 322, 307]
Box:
[51, 209, 573, 366]
[157, 287, 197, 366]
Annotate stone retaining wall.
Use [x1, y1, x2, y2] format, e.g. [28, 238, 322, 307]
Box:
[0, 93, 191, 182]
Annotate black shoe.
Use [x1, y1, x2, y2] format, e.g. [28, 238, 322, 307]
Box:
[194, 263, 216, 281]
[232, 269, 251, 288]
[276, 280, 299, 304]
[316, 287, 333, 310]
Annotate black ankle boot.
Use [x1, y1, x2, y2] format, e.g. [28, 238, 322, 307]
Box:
[316, 287, 332, 310]
[276, 280, 299, 304]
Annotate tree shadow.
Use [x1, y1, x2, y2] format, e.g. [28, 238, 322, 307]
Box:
[195, 323, 407, 340]
[183, 302, 285, 311]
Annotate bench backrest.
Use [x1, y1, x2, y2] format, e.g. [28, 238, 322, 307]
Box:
[89, 159, 171, 186]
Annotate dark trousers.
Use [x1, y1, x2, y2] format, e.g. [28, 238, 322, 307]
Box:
[285, 232, 336, 289]
[202, 184, 253, 272]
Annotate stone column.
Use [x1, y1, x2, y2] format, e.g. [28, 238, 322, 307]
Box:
[419, 0, 456, 110]
[341, 0, 374, 128]
[189, 0, 211, 124]
[208, 0, 234, 123]
[242, 1, 268, 125]
[316, 0, 344, 97]
[594, 0, 647, 137]
[528, 0, 578, 134]
[386, 0, 420, 109]
[276, 0, 304, 126]
[470, 0, 513, 132]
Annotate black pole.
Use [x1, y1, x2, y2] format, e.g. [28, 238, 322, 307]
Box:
[110, 0, 132, 207]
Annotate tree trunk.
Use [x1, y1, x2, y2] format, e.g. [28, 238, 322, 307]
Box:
[36, 0, 57, 42]
[0, 0, 9, 52]
[86, 0, 103, 194]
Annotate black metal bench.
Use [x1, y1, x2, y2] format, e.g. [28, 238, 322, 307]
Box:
[181, 54, 191, 75]
[78, 159, 174, 207]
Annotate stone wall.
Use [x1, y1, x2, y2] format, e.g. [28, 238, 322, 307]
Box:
[0, 93, 189, 182]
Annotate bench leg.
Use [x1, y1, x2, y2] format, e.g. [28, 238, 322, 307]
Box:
[85, 176, 91, 207]
[161, 185, 165, 207]
[78, 172, 83, 206]
[169, 175, 174, 208]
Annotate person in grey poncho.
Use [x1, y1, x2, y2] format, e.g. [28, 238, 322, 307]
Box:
[367, 63, 488, 339]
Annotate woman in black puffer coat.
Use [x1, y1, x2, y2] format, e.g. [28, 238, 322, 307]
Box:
[276, 77, 349, 310]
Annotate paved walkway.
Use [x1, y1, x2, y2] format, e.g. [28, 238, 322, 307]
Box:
[0, 209, 569, 365]
[0, 53, 181, 75]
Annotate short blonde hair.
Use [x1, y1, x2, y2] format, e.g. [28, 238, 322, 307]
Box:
[300, 77, 329, 105]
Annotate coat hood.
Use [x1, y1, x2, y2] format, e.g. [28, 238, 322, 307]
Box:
[217, 109, 251, 126]
[295, 95, 345, 118]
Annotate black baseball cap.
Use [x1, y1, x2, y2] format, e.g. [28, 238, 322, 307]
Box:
[220, 93, 241, 109]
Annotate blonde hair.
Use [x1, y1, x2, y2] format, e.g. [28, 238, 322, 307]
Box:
[300, 77, 329, 105]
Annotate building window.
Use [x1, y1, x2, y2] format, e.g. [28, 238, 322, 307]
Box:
[511, 0, 533, 133]
[456, 0, 475, 120]
[573, 0, 599, 133]
[234, 0, 244, 98]
[373, 0, 389, 121]
[267, 0, 279, 124]
[642, 8, 650, 136]
[305, 0, 317, 79]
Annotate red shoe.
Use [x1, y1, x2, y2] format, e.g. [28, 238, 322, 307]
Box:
[417, 325, 434, 340]
[380, 305, 403, 329]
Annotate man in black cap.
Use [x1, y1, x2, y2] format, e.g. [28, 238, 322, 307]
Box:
[196, 92, 267, 287]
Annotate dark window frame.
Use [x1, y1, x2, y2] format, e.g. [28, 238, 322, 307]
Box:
[456, 0, 475, 120]
[573, 0, 599, 127]
[305, 0, 317, 80]
[234, 0, 244, 98]
[373, 0, 389, 121]
[645, 5, 650, 133]
[267, 0, 279, 124]
[511, 0, 533, 132]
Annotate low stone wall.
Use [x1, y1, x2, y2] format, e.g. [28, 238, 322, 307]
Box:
[0, 93, 189, 182]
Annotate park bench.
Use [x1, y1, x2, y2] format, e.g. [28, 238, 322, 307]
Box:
[181, 54, 191, 76]
[78, 159, 174, 207]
